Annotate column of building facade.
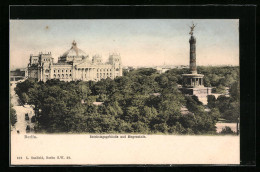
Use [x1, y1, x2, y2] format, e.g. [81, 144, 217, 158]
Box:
[84, 68, 87, 81]
[78, 68, 80, 80]
[97, 68, 100, 81]
[119, 67, 123, 77]
[92, 68, 94, 80]
[93, 68, 95, 80]
[87, 68, 89, 80]
[77, 68, 80, 80]
[80, 68, 82, 80]
[75, 68, 78, 80]
[81, 68, 84, 80]
[90, 68, 92, 80]
[82, 68, 85, 81]
[88, 68, 90, 80]
[92, 68, 95, 80]
[90, 68, 94, 80]
[72, 67, 75, 80]
[112, 67, 115, 79]
[83, 68, 85, 80]
[74, 68, 76, 80]
[89, 68, 92, 80]
[85, 68, 87, 80]
[82, 68, 84, 80]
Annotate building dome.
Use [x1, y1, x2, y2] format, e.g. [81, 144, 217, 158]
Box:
[61, 40, 88, 58]
[58, 41, 89, 63]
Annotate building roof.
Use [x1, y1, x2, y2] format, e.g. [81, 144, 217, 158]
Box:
[93, 102, 104, 106]
[61, 41, 88, 58]
[10, 70, 25, 76]
[53, 62, 72, 66]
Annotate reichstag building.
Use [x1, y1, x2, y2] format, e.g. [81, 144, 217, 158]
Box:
[28, 41, 123, 82]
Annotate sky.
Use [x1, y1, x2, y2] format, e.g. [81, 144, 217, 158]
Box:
[10, 19, 239, 69]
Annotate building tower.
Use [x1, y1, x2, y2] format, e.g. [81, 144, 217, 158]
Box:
[189, 34, 197, 74]
[181, 23, 212, 102]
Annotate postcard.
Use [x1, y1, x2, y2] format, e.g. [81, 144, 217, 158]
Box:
[10, 19, 240, 165]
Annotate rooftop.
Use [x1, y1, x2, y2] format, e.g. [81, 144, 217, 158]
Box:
[61, 41, 88, 58]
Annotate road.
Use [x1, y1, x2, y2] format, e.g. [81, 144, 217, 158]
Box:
[10, 82, 35, 134]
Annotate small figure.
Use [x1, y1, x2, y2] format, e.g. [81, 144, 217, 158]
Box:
[25, 113, 29, 121]
[189, 22, 197, 35]
[26, 125, 31, 133]
[17, 130, 20, 134]
[31, 116, 36, 123]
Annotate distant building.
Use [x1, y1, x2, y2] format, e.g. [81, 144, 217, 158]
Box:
[123, 66, 135, 72]
[93, 102, 104, 106]
[28, 41, 123, 82]
[10, 68, 28, 81]
[149, 93, 161, 96]
[155, 67, 171, 74]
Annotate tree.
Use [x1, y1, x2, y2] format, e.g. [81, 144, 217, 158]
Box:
[153, 123, 169, 133]
[21, 92, 30, 104]
[209, 108, 221, 122]
[215, 85, 226, 94]
[116, 119, 133, 133]
[10, 104, 17, 126]
[78, 81, 91, 100]
[142, 106, 158, 124]
[220, 74, 235, 87]
[222, 101, 240, 122]
[16, 66, 238, 134]
[185, 96, 204, 113]
[207, 95, 216, 108]
[230, 81, 240, 101]
[15, 78, 38, 103]
[210, 74, 221, 86]
[220, 126, 235, 134]
[124, 106, 140, 122]
[215, 95, 231, 114]
[168, 122, 186, 134]
[132, 121, 149, 133]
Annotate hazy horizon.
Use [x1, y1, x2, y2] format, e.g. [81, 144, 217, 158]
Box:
[10, 19, 239, 69]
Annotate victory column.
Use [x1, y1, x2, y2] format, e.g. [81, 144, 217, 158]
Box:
[180, 23, 212, 103]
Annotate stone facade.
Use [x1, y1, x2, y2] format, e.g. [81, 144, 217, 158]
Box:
[28, 41, 123, 82]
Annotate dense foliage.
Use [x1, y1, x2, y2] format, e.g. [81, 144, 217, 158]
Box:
[220, 126, 236, 135]
[169, 66, 240, 123]
[169, 66, 239, 93]
[15, 66, 239, 134]
[207, 81, 240, 122]
[10, 103, 17, 126]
